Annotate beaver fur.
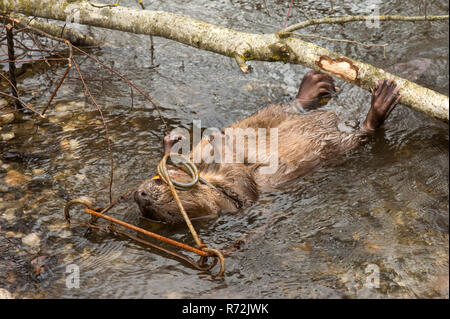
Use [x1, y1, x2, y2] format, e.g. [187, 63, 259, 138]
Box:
[134, 72, 401, 224]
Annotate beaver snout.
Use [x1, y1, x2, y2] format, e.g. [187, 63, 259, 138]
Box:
[134, 189, 152, 202]
[134, 178, 187, 224]
[134, 179, 165, 219]
[134, 179, 161, 204]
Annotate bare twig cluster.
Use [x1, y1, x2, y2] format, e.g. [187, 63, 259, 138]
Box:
[0, 14, 167, 203]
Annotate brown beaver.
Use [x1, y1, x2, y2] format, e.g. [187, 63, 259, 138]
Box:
[134, 71, 401, 224]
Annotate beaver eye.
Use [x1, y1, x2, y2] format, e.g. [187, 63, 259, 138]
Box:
[153, 178, 163, 186]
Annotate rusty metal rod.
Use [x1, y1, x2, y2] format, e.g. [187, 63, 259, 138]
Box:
[110, 225, 217, 271]
[83, 208, 210, 257]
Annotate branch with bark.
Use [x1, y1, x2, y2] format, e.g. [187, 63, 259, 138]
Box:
[1, 0, 448, 121]
[9, 14, 102, 46]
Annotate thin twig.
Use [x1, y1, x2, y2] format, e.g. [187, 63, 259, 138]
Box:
[72, 45, 170, 134]
[24, 30, 51, 67]
[6, 23, 21, 110]
[289, 32, 388, 56]
[0, 73, 44, 117]
[280, 14, 449, 34]
[283, 0, 294, 29]
[73, 58, 114, 204]
[0, 57, 67, 63]
[41, 43, 73, 115]
[88, 1, 119, 9]
[130, 86, 134, 109]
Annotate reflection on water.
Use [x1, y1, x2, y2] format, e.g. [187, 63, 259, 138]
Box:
[0, 0, 448, 298]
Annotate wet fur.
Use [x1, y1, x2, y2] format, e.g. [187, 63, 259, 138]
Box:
[134, 102, 368, 224]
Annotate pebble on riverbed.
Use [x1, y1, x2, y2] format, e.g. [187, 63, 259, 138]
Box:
[4, 170, 31, 187]
[0, 288, 14, 299]
[28, 174, 53, 189]
[5, 231, 23, 238]
[0, 184, 8, 193]
[0, 98, 8, 108]
[0, 112, 15, 125]
[59, 139, 80, 151]
[2, 208, 17, 223]
[32, 169, 44, 175]
[1, 132, 15, 141]
[22, 233, 41, 248]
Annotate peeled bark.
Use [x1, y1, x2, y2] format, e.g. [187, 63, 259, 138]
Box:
[1, 0, 448, 121]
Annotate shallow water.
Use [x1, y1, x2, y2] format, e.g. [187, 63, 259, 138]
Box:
[0, 0, 448, 298]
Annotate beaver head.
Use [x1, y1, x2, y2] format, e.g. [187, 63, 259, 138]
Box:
[134, 163, 259, 224]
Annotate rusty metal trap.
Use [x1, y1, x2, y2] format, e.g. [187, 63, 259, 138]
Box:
[64, 154, 225, 278]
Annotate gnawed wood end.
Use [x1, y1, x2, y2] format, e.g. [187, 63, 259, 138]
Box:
[317, 56, 359, 82]
[234, 53, 249, 73]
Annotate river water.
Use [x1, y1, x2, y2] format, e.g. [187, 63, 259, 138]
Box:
[0, 0, 448, 298]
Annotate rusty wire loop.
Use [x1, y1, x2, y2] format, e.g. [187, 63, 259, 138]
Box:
[158, 154, 225, 277]
[156, 153, 225, 277]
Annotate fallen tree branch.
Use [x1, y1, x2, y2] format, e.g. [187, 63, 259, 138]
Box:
[8, 14, 102, 46]
[1, 0, 448, 121]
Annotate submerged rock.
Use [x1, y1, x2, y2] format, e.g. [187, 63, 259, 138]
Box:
[57, 229, 73, 239]
[0, 288, 14, 299]
[2, 208, 17, 222]
[0, 112, 15, 125]
[59, 139, 80, 151]
[28, 174, 53, 189]
[48, 112, 73, 123]
[1, 132, 15, 141]
[0, 186, 8, 193]
[22, 233, 41, 248]
[47, 222, 69, 231]
[62, 123, 77, 132]
[32, 169, 44, 175]
[52, 169, 72, 181]
[4, 170, 31, 187]
[55, 101, 85, 112]
[0, 98, 8, 108]
[5, 231, 23, 238]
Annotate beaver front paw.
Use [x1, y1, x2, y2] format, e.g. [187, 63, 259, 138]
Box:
[296, 70, 337, 109]
[163, 134, 184, 155]
[362, 79, 401, 132]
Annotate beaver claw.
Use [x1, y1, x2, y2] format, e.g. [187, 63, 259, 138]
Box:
[296, 70, 337, 109]
[363, 79, 401, 132]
